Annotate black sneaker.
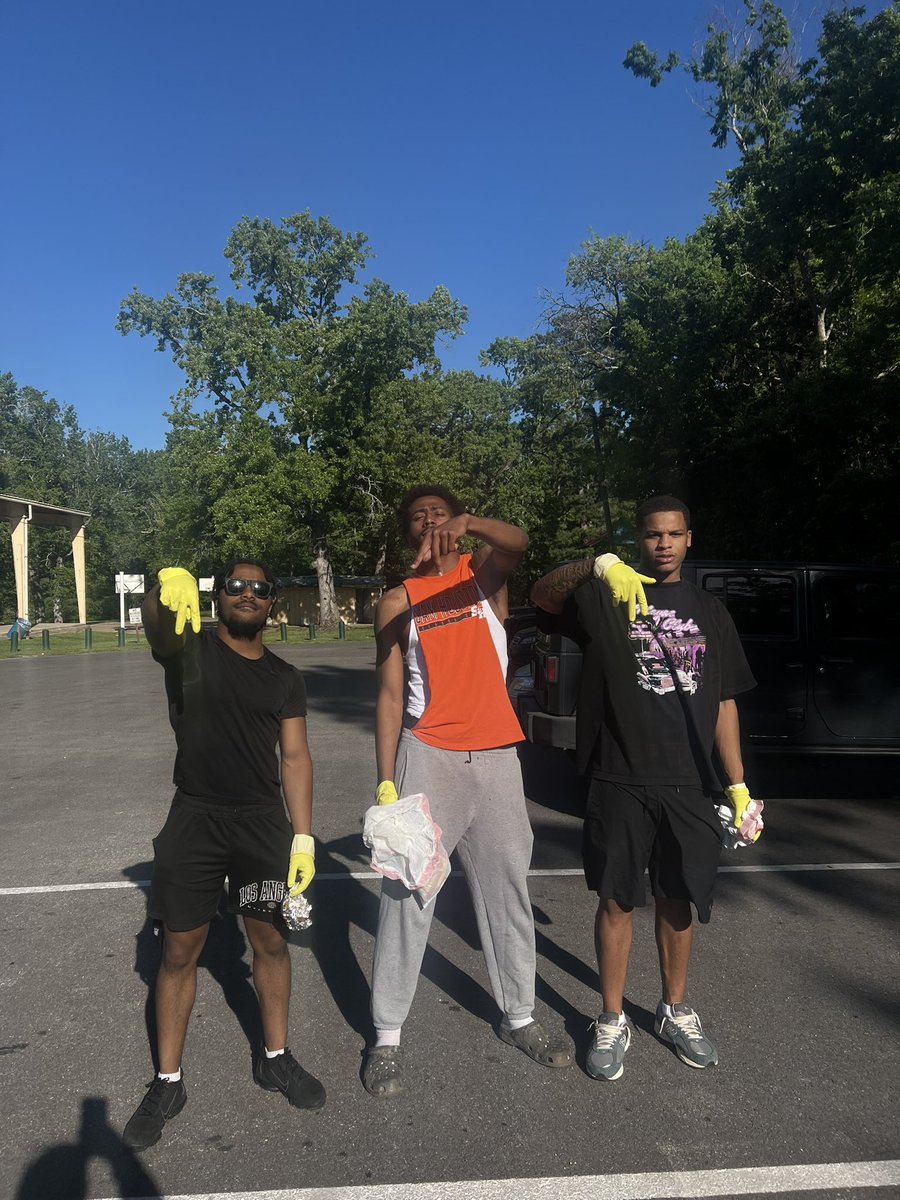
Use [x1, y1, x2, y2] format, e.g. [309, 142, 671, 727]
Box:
[122, 1076, 187, 1150]
[253, 1048, 326, 1110]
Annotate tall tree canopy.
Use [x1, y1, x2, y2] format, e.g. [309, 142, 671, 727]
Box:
[519, 0, 900, 561]
[118, 211, 469, 623]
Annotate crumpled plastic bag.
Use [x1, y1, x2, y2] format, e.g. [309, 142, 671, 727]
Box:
[715, 797, 765, 850]
[363, 792, 451, 906]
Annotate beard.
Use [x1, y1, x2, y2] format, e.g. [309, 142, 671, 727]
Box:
[220, 608, 269, 640]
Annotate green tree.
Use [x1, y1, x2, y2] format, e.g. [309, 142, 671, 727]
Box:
[625, 0, 812, 154]
[608, 1, 900, 560]
[481, 328, 623, 575]
[0, 372, 157, 621]
[118, 212, 467, 625]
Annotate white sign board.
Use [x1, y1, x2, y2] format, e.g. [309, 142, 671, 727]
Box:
[115, 573, 145, 595]
[128, 607, 142, 625]
[199, 577, 215, 592]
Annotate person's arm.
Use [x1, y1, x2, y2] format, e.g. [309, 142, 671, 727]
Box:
[467, 516, 529, 606]
[532, 554, 654, 621]
[714, 698, 745, 786]
[281, 715, 316, 895]
[412, 513, 528, 593]
[374, 588, 409, 797]
[530, 558, 594, 614]
[715, 699, 763, 840]
[141, 568, 201, 656]
[141, 584, 183, 657]
[280, 716, 314, 836]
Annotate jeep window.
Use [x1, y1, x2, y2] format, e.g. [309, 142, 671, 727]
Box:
[702, 574, 797, 638]
[813, 575, 900, 640]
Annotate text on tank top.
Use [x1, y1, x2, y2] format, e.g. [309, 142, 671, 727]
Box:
[402, 553, 524, 751]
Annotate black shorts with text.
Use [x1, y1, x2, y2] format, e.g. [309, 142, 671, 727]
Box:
[148, 791, 293, 931]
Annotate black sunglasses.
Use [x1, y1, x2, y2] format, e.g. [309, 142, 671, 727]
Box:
[222, 577, 275, 599]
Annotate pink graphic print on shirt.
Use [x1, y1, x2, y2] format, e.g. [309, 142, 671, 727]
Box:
[628, 606, 706, 697]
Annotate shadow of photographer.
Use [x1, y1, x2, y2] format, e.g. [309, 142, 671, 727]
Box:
[15, 1097, 160, 1200]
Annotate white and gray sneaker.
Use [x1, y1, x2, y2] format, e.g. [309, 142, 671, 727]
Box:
[586, 1012, 631, 1081]
[655, 1002, 718, 1069]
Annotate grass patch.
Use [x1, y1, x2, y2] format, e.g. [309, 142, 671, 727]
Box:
[3, 631, 146, 657]
[264, 625, 375, 647]
[1, 623, 374, 659]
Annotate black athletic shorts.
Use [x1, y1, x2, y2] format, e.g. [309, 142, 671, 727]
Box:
[148, 791, 293, 931]
[582, 776, 723, 923]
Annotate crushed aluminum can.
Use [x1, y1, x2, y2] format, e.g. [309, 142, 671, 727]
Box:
[281, 890, 313, 931]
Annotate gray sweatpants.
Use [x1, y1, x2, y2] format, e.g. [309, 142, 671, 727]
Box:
[371, 729, 536, 1032]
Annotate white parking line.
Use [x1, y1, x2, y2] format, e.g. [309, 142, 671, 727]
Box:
[1, 862, 899, 896]
[718, 861, 900, 873]
[94, 1158, 900, 1199]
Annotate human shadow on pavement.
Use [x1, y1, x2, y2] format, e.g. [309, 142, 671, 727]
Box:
[528, 817, 583, 870]
[122, 861, 159, 1065]
[197, 903, 265, 1053]
[15, 1097, 160, 1200]
[518, 744, 587, 817]
[429, 873, 583, 1037]
[312, 835, 549, 1055]
[125, 861, 264, 1073]
[303, 832, 380, 1043]
[532, 912, 662, 1072]
[124, 831, 586, 1080]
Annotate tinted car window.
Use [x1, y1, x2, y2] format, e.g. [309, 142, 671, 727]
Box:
[703, 573, 797, 638]
[813, 574, 900, 639]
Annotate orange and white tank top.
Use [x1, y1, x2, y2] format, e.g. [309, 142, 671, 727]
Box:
[403, 553, 524, 751]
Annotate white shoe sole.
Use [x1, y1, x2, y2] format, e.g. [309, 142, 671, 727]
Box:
[654, 1017, 717, 1069]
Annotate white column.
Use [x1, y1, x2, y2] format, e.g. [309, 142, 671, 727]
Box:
[71, 523, 87, 624]
[10, 512, 29, 621]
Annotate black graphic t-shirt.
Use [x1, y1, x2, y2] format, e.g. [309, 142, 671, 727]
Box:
[154, 630, 308, 805]
[554, 578, 755, 785]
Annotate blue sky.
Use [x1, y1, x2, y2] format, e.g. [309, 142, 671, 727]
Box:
[1, 1, 876, 450]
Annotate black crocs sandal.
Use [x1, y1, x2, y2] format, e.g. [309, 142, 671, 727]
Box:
[362, 1045, 404, 1096]
[498, 1020, 573, 1067]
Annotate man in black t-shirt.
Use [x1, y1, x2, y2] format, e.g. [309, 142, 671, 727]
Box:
[122, 559, 325, 1151]
[532, 496, 757, 1083]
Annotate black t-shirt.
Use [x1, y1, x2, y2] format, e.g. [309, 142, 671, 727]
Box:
[555, 577, 755, 785]
[154, 630, 308, 805]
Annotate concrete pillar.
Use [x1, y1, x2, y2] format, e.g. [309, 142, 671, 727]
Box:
[10, 513, 29, 621]
[71, 523, 87, 624]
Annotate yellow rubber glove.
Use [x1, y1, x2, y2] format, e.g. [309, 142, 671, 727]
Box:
[724, 783, 763, 843]
[157, 567, 201, 635]
[286, 833, 315, 895]
[376, 781, 399, 806]
[593, 554, 656, 622]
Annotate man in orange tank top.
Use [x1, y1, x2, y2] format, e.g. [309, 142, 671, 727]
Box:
[362, 485, 574, 1096]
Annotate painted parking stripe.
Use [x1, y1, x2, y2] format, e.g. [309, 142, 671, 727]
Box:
[94, 1158, 900, 1199]
[1, 861, 899, 896]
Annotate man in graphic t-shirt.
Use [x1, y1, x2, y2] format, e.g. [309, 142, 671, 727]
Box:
[531, 496, 757, 1082]
[362, 485, 575, 1096]
[122, 559, 325, 1151]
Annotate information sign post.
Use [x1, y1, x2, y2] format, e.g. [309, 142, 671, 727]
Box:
[199, 577, 215, 619]
[115, 573, 145, 629]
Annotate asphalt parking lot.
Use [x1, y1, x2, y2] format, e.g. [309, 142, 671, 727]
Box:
[1, 643, 898, 1200]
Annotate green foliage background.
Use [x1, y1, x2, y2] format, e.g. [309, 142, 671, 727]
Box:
[2, 2, 898, 622]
